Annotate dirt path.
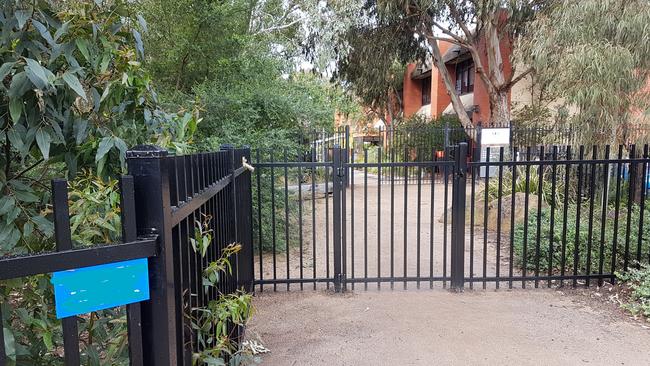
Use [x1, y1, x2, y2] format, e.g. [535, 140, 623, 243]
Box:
[247, 289, 650, 365]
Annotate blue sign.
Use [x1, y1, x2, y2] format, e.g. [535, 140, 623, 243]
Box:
[51, 258, 150, 319]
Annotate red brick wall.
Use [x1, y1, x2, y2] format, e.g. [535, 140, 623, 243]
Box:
[403, 63, 423, 117]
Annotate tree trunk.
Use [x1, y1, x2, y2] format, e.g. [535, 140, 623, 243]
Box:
[426, 34, 473, 130]
[490, 90, 510, 127]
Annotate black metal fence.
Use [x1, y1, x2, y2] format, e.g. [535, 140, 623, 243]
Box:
[0, 146, 253, 366]
[252, 142, 650, 291]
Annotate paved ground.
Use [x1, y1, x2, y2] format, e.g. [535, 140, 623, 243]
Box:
[247, 289, 650, 365]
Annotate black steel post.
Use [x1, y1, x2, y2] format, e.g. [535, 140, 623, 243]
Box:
[126, 145, 181, 366]
[451, 143, 468, 290]
[52, 179, 81, 366]
[332, 146, 343, 292]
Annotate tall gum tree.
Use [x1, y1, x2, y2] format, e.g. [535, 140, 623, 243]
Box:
[340, 0, 542, 128]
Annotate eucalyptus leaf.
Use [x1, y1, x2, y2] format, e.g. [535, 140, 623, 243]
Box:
[96, 137, 114, 162]
[63, 72, 87, 100]
[35, 129, 52, 160]
[25, 58, 50, 89]
[9, 98, 22, 123]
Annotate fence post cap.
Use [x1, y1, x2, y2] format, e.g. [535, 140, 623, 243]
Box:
[126, 145, 168, 158]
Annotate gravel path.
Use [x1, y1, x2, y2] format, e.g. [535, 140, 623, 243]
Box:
[247, 289, 650, 365]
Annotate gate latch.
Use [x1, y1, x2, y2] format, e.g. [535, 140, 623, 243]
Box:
[242, 157, 255, 172]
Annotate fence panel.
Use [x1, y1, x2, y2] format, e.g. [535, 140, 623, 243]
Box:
[465, 144, 650, 289]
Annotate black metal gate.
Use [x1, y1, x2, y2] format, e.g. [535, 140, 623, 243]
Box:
[253, 141, 650, 293]
[252, 144, 466, 292]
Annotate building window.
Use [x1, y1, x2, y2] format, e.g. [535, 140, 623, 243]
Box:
[455, 59, 474, 95]
[421, 76, 431, 105]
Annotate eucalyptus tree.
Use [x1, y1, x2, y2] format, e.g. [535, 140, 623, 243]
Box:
[521, 0, 650, 144]
[337, 0, 544, 128]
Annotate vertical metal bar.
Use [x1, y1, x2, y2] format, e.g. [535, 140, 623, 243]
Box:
[351, 148, 355, 290]
[430, 148, 436, 289]
[283, 150, 290, 290]
[311, 150, 317, 290]
[341, 145, 347, 291]
[573, 146, 585, 287]
[636, 145, 648, 265]
[120, 176, 144, 366]
[416, 148, 422, 288]
[377, 147, 382, 288]
[560, 147, 572, 287]
[534, 146, 544, 288]
[270, 151, 277, 291]
[403, 147, 409, 289]
[522, 147, 531, 288]
[256, 150, 263, 292]
[470, 147, 477, 289]
[586, 147, 598, 286]
[624, 145, 636, 271]
[325, 147, 330, 289]
[126, 147, 180, 366]
[443, 147, 450, 287]
[548, 146, 558, 287]
[451, 143, 468, 290]
[333, 147, 343, 292]
[52, 179, 81, 366]
[390, 147, 395, 289]
[598, 146, 610, 285]
[298, 153, 304, 290]
[509, 147, 518, 289]
[496, 147, 504, 288]
[238, 149, 254, 293]
[364, 149, 369, 289]
[611, 146, 623, 282]
[483, 147, 490, 289]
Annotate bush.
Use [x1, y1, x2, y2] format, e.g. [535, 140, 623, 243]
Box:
[617, 264, 650, 318]
[513, 203, 650, 274]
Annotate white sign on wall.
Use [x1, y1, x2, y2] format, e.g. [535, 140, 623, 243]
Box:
[481, 128, 510, 145]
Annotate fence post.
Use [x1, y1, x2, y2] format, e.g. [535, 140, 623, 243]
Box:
[126, 145, 180, 366]
[451, 143, 468, 290]
[332, 146, 343, 292]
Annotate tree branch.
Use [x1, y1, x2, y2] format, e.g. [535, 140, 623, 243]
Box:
[431, 20, 471, 47]
[10, 158, 45, 181]
[446, 1, 474, 42]
[505, 67, 534, 91]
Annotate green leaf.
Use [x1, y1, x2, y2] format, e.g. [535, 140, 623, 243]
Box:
[63, 72, 87, 101]
[25, 58, 50, 90]
[0, 62, 15, 81]
[132, 29, 144, 59]
[0, 197, 15, 216]
[8, 72, 30, 98]
[3, 327, 15, 361]
[42, 331, 53, 350]
[9, 98, 22, 123]
[35, 129, 52, 160]
[14, 191, 39, 203]
[74, 119, 89, 145]
[32, 216, 54, 237]
[95, 137, 114, 162]
[15, 10, 30, 29]
[54, 21, 71, 41]
[75, 39, 91, 62]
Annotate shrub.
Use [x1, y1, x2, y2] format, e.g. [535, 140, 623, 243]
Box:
[513, 203, 650, 274]
[617, 264, 650, 318]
